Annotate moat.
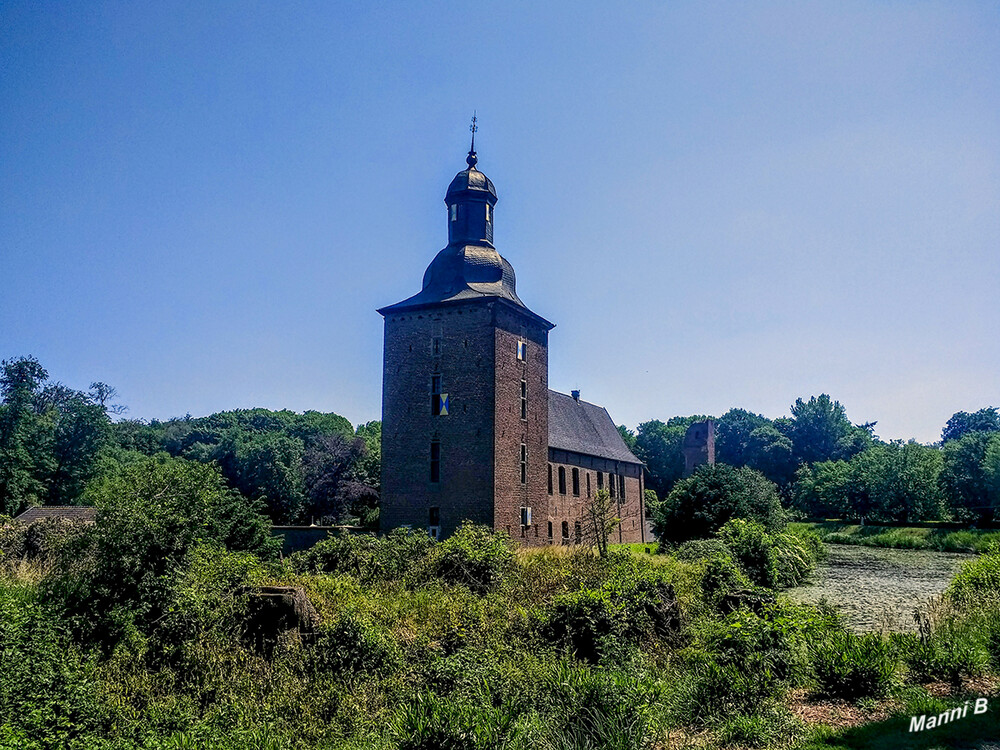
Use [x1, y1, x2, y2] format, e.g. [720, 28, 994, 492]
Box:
[786, 543, 971, 632]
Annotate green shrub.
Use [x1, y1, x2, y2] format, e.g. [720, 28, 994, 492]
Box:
[810, 630, 897, 699]
[292, 526, 435, 583]
[676, 658, 785, 724]
[43, 454, 277, 647]
[715, 518, 819, 589]
[698, 550, 752, 605]
[716, 703, 803, 748]
[673, 538, 730, 562]
[948, 545, 1000, 603]
[0, 581, 102, 748]
[894, 612, 990, 685]
[391, 690, 523, 750]
[653, 464, 785, 545]
[536, 661, 652, 750]
[309, 614, 400, 678]
[545, 588, 621, 663]
[0, 518, 90, 564]
[426, 522, 515, 594]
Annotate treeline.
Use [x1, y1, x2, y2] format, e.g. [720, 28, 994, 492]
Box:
[0, 357, 379, 526]
[622, 396, 1000, 524]
[4, 355, 998, 527]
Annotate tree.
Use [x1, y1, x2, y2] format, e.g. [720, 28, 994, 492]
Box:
[985, 434, 1000, 514]
[941, 408, 1000, 444]
[219, 431, 306, 523]
[88, 382, 127, 416]
[940, 432, 996, 523]
[302, 432, 378, 525]
[787, 394, 873, 466]
[848, 442, 944, 523]
[793, 460, 852, 519]
[633, 416, 709, 498]
[582, 488, 620, 558]
[44, 386, 112, 505]
[715, 408, 795, 488]
[652, 464, 785, 545]
[0, 357, 52, 515]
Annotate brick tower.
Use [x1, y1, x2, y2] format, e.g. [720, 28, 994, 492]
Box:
[378, 142, 554, 541]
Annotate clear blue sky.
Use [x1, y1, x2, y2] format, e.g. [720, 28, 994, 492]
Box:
[2, 2, 998, 444]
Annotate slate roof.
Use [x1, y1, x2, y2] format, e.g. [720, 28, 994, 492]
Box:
[446, 165, 497, 201]
[548, 390, 642, 465]
[13, 506, 97, 524]
[378, 244, 542, 319]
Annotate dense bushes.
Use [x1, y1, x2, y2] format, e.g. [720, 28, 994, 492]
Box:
[4, 512, 1000, 749]
[42, 454, 277, 645]
[653, 464, 785, 545]
[809, 631, 897, 699]
[425, 521, 516, 594]
[291, 527, 434, 583]
[716, 519, 821, 589]
[948, 544, 1000, 602]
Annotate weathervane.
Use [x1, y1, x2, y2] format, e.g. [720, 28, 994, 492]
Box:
[467, 111, 478, 168]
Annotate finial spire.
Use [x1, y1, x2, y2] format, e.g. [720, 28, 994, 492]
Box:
[467, 111, 478, 168]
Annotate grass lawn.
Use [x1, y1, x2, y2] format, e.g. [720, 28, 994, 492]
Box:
[791, 522, 1000, 553]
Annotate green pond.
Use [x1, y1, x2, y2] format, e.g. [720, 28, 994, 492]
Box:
[786, 543, 972, 632]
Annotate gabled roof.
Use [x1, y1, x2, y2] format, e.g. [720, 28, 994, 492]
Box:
[548, 390, 641, 465]
[13, 506, 97, 524]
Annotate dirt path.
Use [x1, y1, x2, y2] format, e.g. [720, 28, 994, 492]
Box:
[786, 544, 971, 631]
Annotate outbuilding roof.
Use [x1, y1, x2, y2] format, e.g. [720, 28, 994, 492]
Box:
[13, 506, 97, 524]
[548, 390, 641, 465]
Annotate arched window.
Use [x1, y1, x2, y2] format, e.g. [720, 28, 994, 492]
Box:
[558, 466, 567, 495]
[572, 468, 580, 496]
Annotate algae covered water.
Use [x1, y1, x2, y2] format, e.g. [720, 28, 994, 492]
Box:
[786, 543, 971, 632]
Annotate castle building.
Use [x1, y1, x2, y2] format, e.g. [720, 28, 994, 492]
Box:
[378, 143, 646, 545]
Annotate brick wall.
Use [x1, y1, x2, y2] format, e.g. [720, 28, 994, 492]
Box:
[544, 452, 646, 545]
[380, 301, 498, 537]
[492, 304, 549, 545]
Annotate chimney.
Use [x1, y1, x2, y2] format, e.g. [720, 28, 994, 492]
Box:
[571, 389, 580, 402]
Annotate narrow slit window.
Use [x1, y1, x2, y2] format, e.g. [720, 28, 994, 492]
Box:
[516, 340, 526, 361]
[547, 521, 553, 539]
[586, 473, 591, 498]
[619, 474, 626, 501]
[558, 466, 566, 495]
[597, 471, 604, 491]
[450, 204, 458, 222]
[432, 337, 441, 355]
[520, 443, 527, 485]
[609, 473, 616, 499]
[548, 464, 553, 495]
[485, 204, 491, 222]
[430, 441, 440, 483]
[572, 468, 580, 496]
[561, 521, 569, 540]
[520, 380, 527, 420]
